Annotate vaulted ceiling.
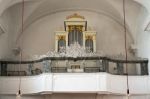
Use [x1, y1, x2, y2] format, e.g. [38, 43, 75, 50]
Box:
[0, 0, 149, 44]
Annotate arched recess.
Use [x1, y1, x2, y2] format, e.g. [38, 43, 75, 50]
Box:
[15, 9, 134, 46]
[14, 10, 134, 60]
[12, 0, 126, 44]
[0, 0, 148, 43]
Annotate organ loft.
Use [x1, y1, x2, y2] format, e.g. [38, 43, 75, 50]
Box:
[55, 13, 96, 52]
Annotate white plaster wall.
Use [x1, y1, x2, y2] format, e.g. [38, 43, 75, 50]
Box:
[0, 1, 42, 60]
[137, 31, 150, 74]
[0, 33, 9, 58]
[136, 6, 150, 74]
[7, 2, 42, 46]
[109, 0, 143, 42]
[0, 6, 13, 59]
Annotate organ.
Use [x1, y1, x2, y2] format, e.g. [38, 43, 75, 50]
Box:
[55, 13, 96, 52]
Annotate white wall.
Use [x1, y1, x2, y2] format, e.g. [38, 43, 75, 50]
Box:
[0, 1, 41, 60]
[0, 6, 13, 59]
[136, 6, 150, 74]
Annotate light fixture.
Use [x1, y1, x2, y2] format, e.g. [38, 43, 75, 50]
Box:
[122, 0, 130, 98]
[127, 92, 130, 97]
[16, 89, 22, 99]
[16, 0, 24, 98]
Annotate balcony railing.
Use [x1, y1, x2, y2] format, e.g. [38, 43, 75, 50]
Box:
[0, 56, 148, 76]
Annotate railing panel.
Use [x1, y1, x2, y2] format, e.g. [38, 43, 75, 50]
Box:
[0, 57, 148, 76]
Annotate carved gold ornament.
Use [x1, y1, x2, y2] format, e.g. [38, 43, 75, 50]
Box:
[57, 35, 66, 40]
[85, 36, 93, 40]
[66, 13, 85, 20]
[68, 25, 83, 32]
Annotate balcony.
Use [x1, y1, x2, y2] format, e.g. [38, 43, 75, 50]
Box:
[0, 73, 150, 95]
[0, 56, 149, 95]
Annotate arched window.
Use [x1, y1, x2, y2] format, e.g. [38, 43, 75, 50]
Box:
[85, 39, 93, 52]
[68, 25, 83, 46]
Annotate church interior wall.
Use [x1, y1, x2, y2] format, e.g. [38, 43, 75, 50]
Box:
[0, 0, 150, 99]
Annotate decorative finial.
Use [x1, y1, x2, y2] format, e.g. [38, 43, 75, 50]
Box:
[66, 13, 85, 19]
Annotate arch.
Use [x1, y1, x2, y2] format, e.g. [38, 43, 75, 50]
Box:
[0, 0, 148, 45]
[15, 9, 134, 45]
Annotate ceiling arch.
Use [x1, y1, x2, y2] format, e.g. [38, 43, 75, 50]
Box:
[15, 8, 134, 44]
[132, 0, 150, 31]
[12, 0, 127, 44]
[0, 0, 147, 19]
[0, 0, 37, 16]
[0, 0, 148, 45]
